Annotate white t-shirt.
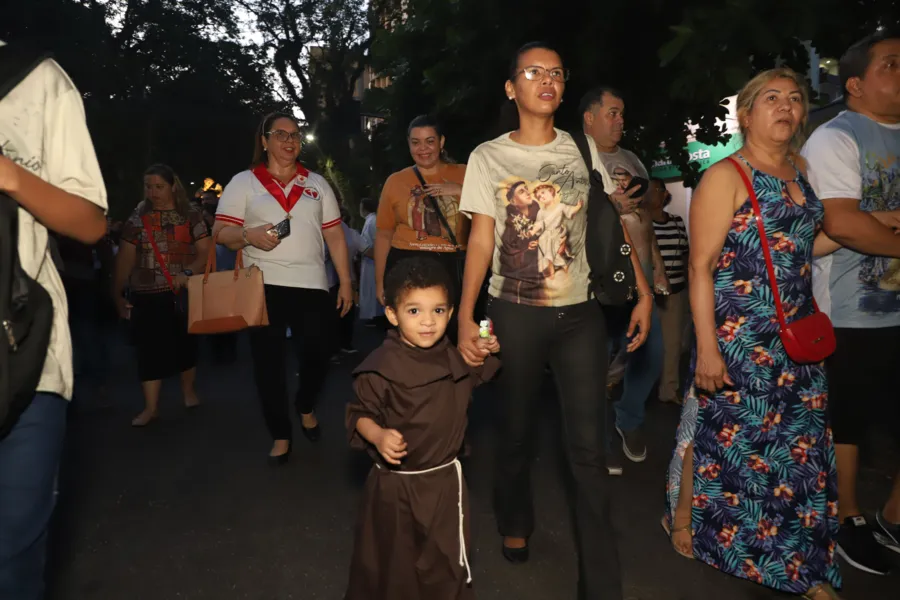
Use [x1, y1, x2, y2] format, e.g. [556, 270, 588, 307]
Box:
[805, 126, 861, 319]
[0, 54, 108, 400]
[216, 166, 341, 290]
[803, 110, 900, 328]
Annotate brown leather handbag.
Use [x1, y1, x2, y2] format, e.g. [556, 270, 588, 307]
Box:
[186, 235, 268, 334]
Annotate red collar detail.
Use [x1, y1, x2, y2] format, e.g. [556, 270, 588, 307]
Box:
[252, 163, 310, 214]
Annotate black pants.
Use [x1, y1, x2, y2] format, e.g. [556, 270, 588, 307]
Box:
[249, 285, 331, 441]
[131, 291, 196, 382]
[489, 297, 621, 600]
[826, 326, 900, 446]
[209, 332, 238, 365]
[329, 284, 356, 352]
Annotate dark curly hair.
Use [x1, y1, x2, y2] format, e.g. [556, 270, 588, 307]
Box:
[384, 257, 453, 309]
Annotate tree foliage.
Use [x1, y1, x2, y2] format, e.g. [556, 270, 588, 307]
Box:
[4, 0, 898, 219]
[240, 0, 376, 213]
[367, 0, 896, 186]
[2, 0, 277, 217]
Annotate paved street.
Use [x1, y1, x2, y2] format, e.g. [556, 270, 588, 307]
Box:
[47, 326, 898, 600]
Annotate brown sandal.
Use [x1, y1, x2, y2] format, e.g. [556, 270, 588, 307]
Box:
[660, 515, 693, 560]
[802, 584, 841, 599]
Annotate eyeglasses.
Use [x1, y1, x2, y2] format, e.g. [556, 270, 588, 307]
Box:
[266, 130, 303, 143]
[513, 66, 570, 82]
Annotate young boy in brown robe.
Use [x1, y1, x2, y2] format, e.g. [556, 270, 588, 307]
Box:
[345, 257, 500, 600]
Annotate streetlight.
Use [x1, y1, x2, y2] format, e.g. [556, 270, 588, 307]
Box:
[305, 133, 316, 142]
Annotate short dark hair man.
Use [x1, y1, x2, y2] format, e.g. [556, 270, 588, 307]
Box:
[581, 86, 670, 470]
[802, 30, 900, 575]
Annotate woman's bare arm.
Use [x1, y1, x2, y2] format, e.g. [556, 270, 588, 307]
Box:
[457, 214, 495, 366]
[689, 163, 738, 357]
[0, 156, 106, 243]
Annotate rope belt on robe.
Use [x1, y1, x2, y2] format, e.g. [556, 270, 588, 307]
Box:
[376, 458, 471, 583]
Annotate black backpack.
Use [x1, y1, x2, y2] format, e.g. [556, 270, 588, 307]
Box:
[0, 45, 55, 440]
[570, 131, 636, 306]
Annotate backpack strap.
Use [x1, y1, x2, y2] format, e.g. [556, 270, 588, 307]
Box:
[0, 44, 52, 102]
[570, 131, 594, 172]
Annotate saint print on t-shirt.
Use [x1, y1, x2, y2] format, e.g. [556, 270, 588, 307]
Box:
[408, 186, 459, 242]
[596, 148, 648, 198]
[858, 150, 900, 307]
[530, 182, 584, 277]
[611, 165, 635, 194]
[377, 164, 468, 252]
[495, 168, 587, 303]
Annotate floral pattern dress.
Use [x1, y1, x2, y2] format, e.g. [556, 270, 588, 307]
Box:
[666, 156, 841, 593]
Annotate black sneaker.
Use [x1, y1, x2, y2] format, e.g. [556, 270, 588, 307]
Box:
[615, 425, 647, 463]
[875, 511, 900, 555]
[836, 515, 892, 575]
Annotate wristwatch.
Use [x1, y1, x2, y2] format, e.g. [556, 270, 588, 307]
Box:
[183, 269, 193, 277]
[242, 228, 250, 246]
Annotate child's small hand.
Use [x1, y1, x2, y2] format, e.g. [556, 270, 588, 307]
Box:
[475, 335, 500, 354]
[375, 428, 407, 465]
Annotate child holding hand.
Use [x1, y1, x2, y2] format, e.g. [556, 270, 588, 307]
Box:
[345, 257, 500, 600]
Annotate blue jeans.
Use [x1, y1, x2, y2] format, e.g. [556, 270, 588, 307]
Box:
[0, 393, 68, 600]
[610, 307, 663, 434]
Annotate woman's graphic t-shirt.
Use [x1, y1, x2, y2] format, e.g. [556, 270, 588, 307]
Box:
[121, 205, 209, 293]
[459, 130, 616, 307]
[377, 164, 468, 252]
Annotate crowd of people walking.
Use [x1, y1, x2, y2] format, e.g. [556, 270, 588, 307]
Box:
[1, 28, 899, 600]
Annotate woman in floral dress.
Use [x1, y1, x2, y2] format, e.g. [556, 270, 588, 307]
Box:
[665, 68, 843, 599]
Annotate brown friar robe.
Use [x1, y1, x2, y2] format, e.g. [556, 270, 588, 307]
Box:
[344, 331, 500, 600]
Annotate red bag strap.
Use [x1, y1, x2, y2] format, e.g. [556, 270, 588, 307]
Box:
[725, 157, 822, 330]
[141, 214, 178, 295]
[725, 157, 788, 328]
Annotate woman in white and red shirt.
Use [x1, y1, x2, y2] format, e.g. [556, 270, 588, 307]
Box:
[214, 112, 353, 465]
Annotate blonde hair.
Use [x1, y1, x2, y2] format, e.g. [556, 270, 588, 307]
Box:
[736, 68, 810, 151]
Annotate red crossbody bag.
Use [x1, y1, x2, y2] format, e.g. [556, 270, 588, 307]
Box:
[726, 157, 836, 364]
[141, 214, 179, 295]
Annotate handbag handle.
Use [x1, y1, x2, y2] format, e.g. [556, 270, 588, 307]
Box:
[412, 165, 461, 249]
[203, 229, 245, 284]
[725, 157, 818, 330]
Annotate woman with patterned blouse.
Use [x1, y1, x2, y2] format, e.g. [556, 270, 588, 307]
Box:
[113, 164, 212, 427]
[665, 69, 842, 600]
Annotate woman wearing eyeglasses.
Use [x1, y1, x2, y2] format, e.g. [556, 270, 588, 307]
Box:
[213, 111, 353, 465]
[457, 42, 652, 599]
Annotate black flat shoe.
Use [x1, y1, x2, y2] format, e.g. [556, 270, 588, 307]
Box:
[501, 543, 529, 564]
[301, 424, 321, 442]
[267, 444, 292, 467]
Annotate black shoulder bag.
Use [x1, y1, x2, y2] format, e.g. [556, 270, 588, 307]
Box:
[412, 165, 461, 248]
[570, 131, 636, 306]
[0, 44, 56, 440]
[411, 165, 467, 280]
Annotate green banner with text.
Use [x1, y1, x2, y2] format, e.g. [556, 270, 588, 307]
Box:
[650, 135, 743, 179]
